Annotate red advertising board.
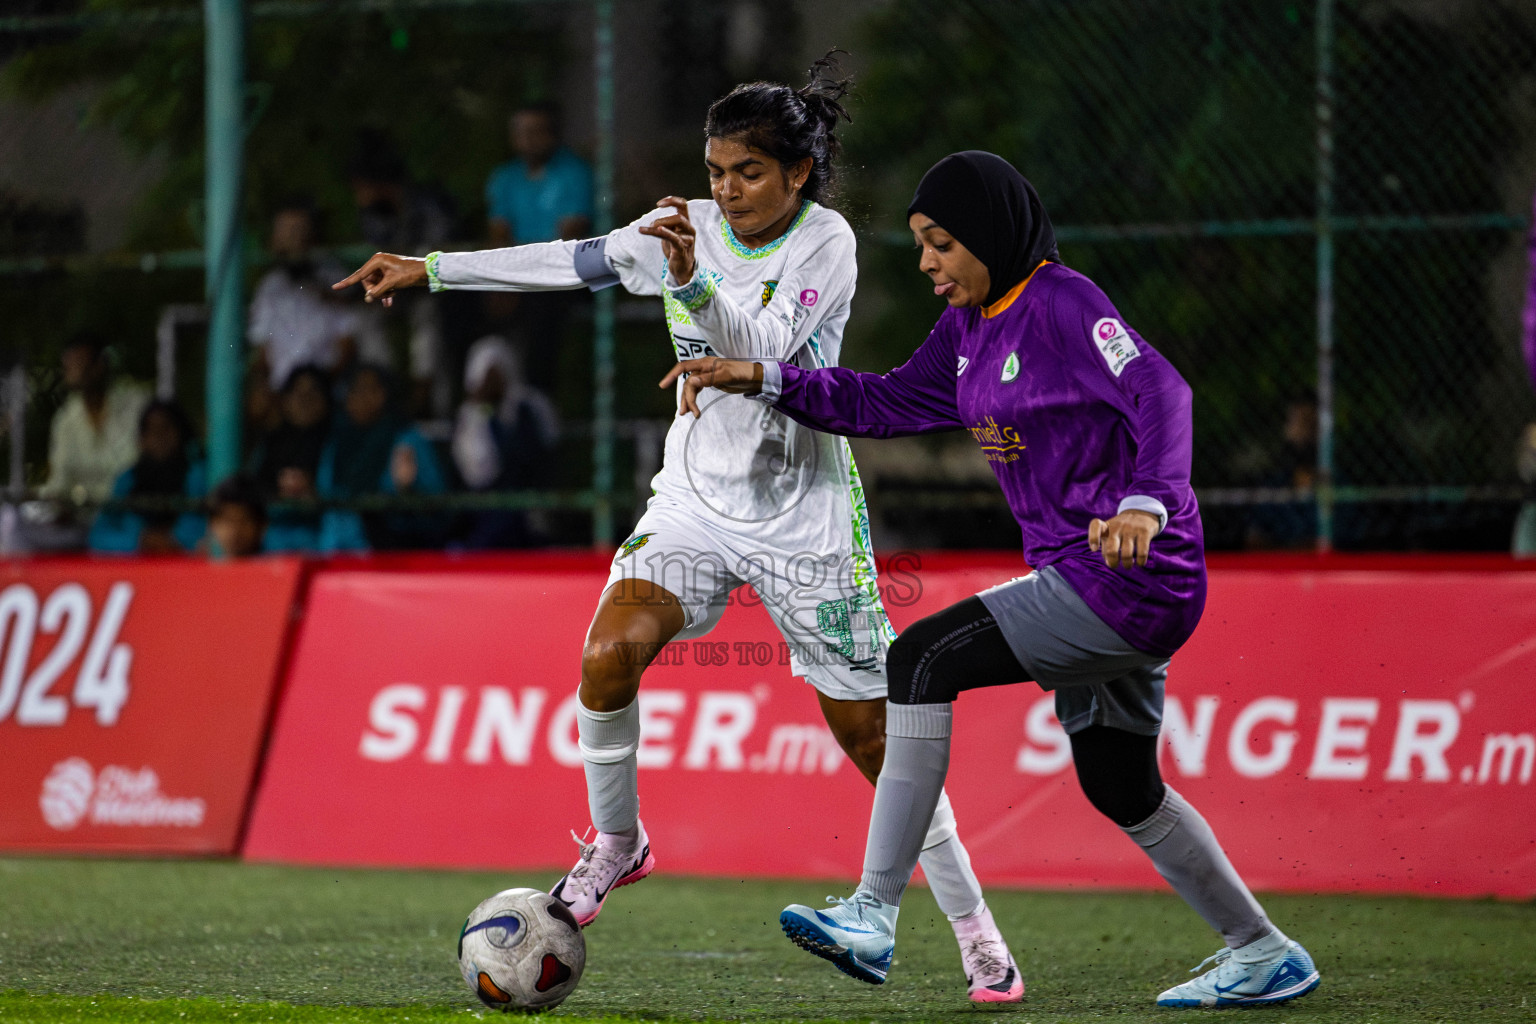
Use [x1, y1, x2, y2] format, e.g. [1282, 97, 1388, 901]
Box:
[0, 558, 303, 854]
[245, 554, 1536, 898]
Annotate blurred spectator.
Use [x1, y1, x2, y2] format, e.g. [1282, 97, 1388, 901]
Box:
[348, 131, 455, 418]
[1517, 189, 1536, 557]
[317, 363, 450, 552]
[40, 333, 149, 506]
[247, 198, 385, 389]
[248, 364, 332, 552]
[1523, 187, 1536, 395]
[486, 101, 593, 247]
[88, 400, 206, 555]
[242, 369, 285, 468]
[483, 101, 593, 394]
[452, 336, 558, 548]
[205, 473, 267, 559]
[1515, 427, 1536, 558]
[1245, 393, 1320, 550]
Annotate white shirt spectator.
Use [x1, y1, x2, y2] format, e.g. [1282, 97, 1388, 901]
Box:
[451, 336, 558, 490]
[41, 380, 149, 503]
[247, 258, 376, 387]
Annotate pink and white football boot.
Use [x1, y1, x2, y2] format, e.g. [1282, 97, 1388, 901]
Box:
[549, 821, 655, 928]
[953, 903, 1024, 1003]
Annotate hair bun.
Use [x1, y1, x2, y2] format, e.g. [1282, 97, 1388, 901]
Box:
[798, 48, 853, 134]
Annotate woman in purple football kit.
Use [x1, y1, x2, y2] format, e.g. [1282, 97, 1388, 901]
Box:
[665, 151, 1320, 1009]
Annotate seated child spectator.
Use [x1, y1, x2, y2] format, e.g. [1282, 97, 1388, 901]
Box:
[248, 364, 332, 552]
[205, 473, 267, 559]
[88, 400, 207, 555]
[317, 363, 449, 552]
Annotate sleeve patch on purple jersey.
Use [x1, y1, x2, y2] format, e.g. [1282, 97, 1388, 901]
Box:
[1092, 317, 1140, 377]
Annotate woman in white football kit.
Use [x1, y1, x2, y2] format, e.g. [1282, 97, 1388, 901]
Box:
[336, 57, 1022, 1002]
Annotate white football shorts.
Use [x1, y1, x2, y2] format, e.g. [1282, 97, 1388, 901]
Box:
[603, 501, 892, 701]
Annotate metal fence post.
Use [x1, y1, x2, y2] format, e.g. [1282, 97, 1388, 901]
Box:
[591, 0, 616, 548]
[1315, 0, 1337, 551]
[204, 0, 245, 486]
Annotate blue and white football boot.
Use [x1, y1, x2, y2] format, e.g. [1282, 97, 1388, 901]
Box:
[1156, 940, 1320, 1008]
[779, 891, 897, 985]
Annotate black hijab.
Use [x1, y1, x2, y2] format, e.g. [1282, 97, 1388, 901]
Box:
[907, 151, 1059, 307]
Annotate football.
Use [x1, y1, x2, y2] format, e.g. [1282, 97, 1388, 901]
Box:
[457, 887, 587, 1011]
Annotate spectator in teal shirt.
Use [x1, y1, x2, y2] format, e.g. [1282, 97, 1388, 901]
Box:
[482, 101, 594, 395]
[485, 101, 593, 247]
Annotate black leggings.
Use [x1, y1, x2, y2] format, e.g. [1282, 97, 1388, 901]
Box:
[887, 596, 1165, 828]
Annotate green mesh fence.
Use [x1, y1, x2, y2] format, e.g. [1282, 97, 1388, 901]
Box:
[3, 0, 1534, 551]
[847, 0, 1536, 550]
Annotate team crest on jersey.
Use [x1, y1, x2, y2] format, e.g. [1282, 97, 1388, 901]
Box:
[761, 280, 779, 307]
[617, 532, 654, 558]
[1000, 352, 1020, 382]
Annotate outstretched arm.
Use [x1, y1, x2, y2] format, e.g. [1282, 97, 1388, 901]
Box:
[660, 313, 966, 439]
[333, 219, 664, 306]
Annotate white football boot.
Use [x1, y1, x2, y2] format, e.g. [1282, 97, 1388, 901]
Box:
[548, 821, 655, 928]
[1156, 939, 1320, 1008]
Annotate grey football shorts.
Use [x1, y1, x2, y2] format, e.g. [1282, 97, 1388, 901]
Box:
[976, 565, 1167, 737]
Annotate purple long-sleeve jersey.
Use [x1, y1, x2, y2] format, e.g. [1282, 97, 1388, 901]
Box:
[766, 262, 1207, 657]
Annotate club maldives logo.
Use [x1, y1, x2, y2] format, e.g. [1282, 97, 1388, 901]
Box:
[39, 757, 206, 831]
[799, 288, 818, 307]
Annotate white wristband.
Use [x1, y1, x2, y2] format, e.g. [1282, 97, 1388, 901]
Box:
[1117, 495, 1168, 534]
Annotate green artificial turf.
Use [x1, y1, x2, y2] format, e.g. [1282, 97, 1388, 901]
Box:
[0, 858, 1530, 1022]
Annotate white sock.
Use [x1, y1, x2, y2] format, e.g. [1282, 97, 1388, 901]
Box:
[860, 702, 952, 907]
[916, 790, 985, 920]
[576, 696, 640, 837]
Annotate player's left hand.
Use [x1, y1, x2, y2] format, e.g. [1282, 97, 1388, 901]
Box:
[659, 357, 762, 417]
[638, 197, 697, 286]
[1088, 510, 1160, 569]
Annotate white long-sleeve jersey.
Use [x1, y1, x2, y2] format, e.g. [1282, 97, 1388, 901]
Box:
[428, 200, 880, 590]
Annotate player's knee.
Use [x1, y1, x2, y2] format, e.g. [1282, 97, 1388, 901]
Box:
[1070, 726, 1165, 828]
[579, 640, 648, 708]
[886, 616, 961, 705]
[1078, 773, 1165, 828]
[836, 721, 886, 780]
